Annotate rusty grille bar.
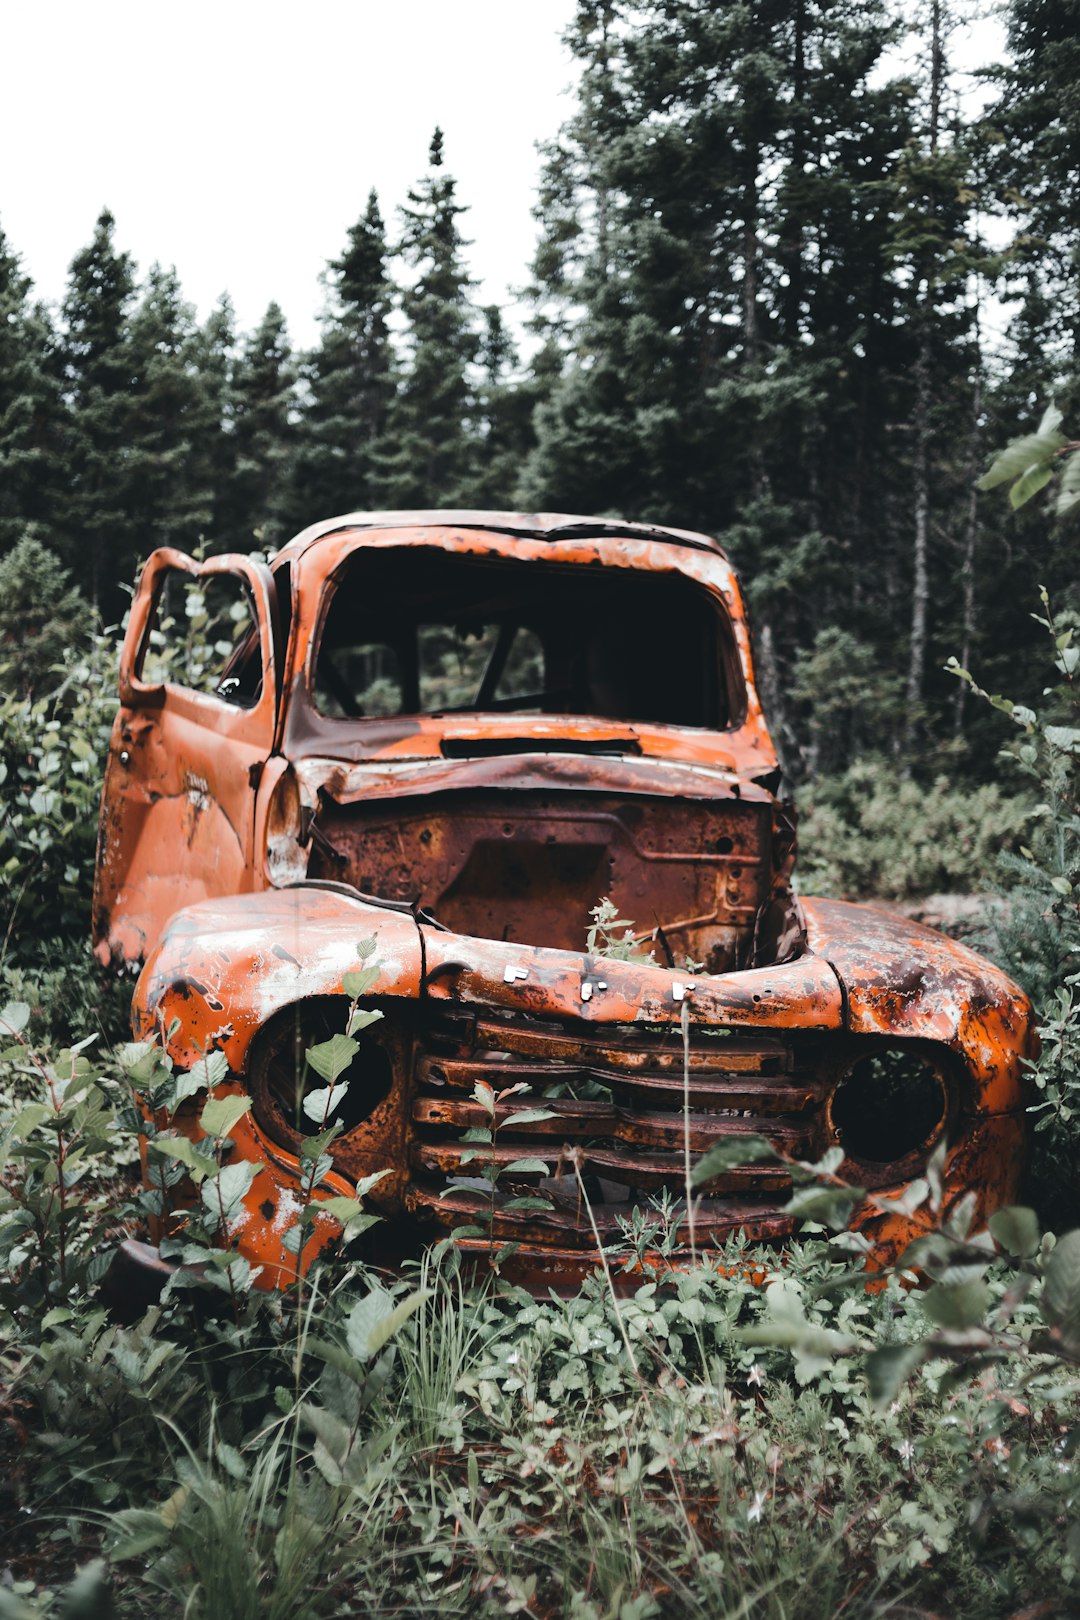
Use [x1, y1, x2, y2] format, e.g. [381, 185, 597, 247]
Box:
[407, 1013, 818, 1252]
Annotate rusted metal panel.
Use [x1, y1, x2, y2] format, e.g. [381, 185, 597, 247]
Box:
[93, 549, 279, 966]
[95, 511, 1036, 1291]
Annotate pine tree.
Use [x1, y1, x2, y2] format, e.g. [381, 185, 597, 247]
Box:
[229, 302, 298, 550]
[373, 130, 480, 508]
[195, 295, 240, 549]
[0, 536, 94, 698]
[55, 209, 137, 608]
[524, 0, 918, 769]
[474, 306, 534, 507]
[990, 0, 1080, 381]
[125, 263, 217, 557]
[0, 226, 64, 553]
[292, 191, 394, 525]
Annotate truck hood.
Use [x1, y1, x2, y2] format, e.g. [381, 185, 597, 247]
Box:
[293, 750, 773, 808]
[133, 884, 842, 1074]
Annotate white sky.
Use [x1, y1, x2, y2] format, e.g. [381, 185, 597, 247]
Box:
[0, 0, 579, 351]
[1, 1, 1009, 356]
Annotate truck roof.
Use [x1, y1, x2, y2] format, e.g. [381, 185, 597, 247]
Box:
[274, 510, 729, 563]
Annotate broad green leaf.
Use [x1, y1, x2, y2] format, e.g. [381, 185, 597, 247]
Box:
[318, 1196, 364, 1223]
[866, 1342, 928, 1405]
[343, 967, 381, 1000]
[763, 1280, 805, 1324]
[1039, 402, 1065, 436]
[921, 1278, 989, 1329]
[345, 1285, 394, 1361]
[978, 427, 1067, 490]
[59, 1557, 112, 1619]
[501, 1108, 558, 1127]
[215, 1439, 247, 1480]
[346, 1285, 429, 1360]
[691, 1135, 776, 1187]
[0, 1000, 30, 1035]
[783, 1184, 865, 1229]
[989, 1205, 1040, 1258]
[1056, 449, 1080, 519]
[355, 1168, 391, 1199]
[356, 936, 377, 960]
[150, 1134, 218, 1183]
[472, 1081, 495, 1115]
[503, 1157, 553, 1175]
[1009, 461, 1054, 509]
[12, 1102, 51, 1136]
[362, 1288, 431, 1359]
[1042, 1229, 1080, 1345]
[304, 1337, 366, 1386]
[201, 1158, 257, 1221]
[305, 1033, 358, 1083]
[200, 1093, 252, 1138]
[189, 1049, 229, 1090]
[301, 1082, 349, 1123]
[348, 1006, 384, 1036]
[173, 1068, 210, 1105]
[108, 1507, 172, 1559]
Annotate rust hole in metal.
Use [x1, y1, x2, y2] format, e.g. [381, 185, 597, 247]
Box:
[830, 1047, 947, 1165]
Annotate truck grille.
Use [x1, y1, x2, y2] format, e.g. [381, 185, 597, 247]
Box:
[404, 1010, 823, 1261]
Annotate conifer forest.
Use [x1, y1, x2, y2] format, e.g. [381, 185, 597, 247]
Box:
[3, 2, 1080, 1616]
[0, 0, 1074, 783]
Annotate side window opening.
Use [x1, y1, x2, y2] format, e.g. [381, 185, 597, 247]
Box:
[312, 549, 732, 729]
[140, 569, 263, 706]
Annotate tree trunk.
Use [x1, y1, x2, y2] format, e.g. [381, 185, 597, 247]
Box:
[905, 321, 931, 751]
[954, 314, 982, 738]
[904, 0, 947, 753]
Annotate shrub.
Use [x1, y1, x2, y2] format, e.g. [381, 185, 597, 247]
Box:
[949, 591, 1080, 1222]
[795, 756, 1029, 900]
[0, 602, 124, 1041]
[0, 535, 96, 701]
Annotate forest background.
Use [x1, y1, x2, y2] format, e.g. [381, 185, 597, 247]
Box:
[2, 0, 1077, 796]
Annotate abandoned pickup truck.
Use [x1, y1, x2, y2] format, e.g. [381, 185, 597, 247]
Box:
[94, 511, 1035, 1289]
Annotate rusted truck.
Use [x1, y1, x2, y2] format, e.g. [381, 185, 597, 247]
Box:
[94, 511, 1035, 1290]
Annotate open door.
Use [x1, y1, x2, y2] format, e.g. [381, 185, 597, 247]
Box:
[94, 548, 280, 965]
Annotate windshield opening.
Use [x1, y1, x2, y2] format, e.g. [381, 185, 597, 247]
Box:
[312, 548, 733, 730]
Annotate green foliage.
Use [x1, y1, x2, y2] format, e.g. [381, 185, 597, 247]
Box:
[373, 128, 482, 508]
[585, 896, 653, 962]
[977, 401, 1080, 517]
[0, 536, 95, 700]
[227, 302, 298, 551]
[949, 591, 1080, 1221]
[0, 993, 1077, 1616]
[796, 757, 1029, 900]
[0, 613, 125, 1040]
[290, 191, 394, 526]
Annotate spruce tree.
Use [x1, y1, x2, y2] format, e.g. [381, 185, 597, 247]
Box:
[55, 209, 137, 608]
[373, 130, 480, 508]
[0, 226, 64, 553]
[195, 295, 240, 549]
[292, 191, 394, 524]
[524, 0, 917, 768]
[990, 0, 1080, 380]
[474, 306, 535, 507]
[0, 536, 94, 698]
[125, 264, 217, 557]
[229, 303, 298, 551]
